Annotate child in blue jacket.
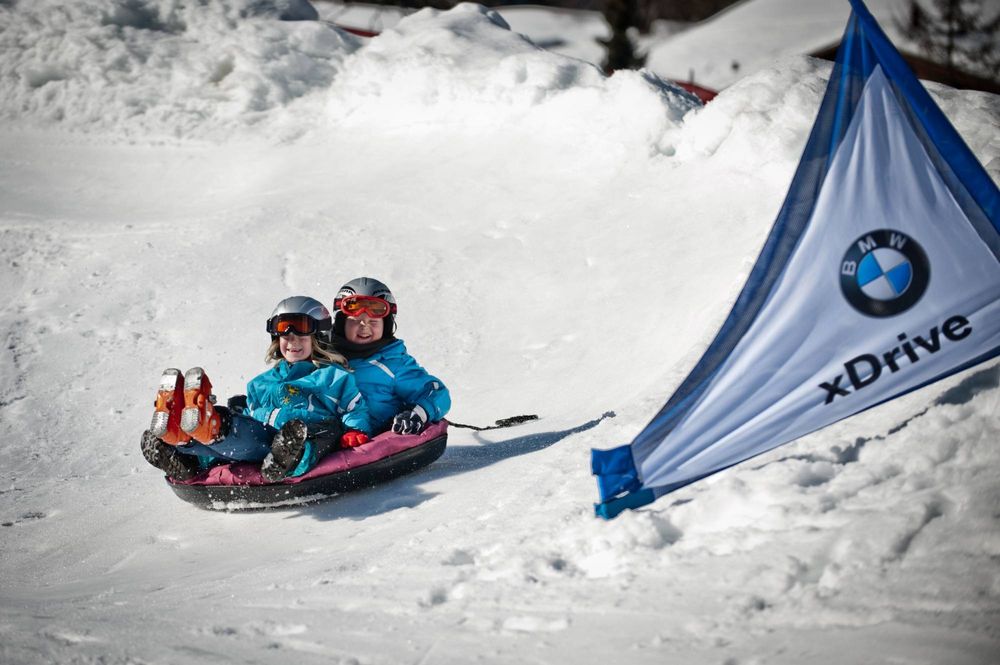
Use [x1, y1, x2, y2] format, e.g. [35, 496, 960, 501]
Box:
[141, 296, 372, 483]
[330, 277, 451, 434]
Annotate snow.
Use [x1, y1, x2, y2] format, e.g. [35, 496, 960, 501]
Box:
[645, 0, 915, 89]
[1, 1, 999, 664]
[316, 0, 913, 90]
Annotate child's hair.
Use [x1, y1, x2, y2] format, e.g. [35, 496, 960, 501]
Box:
[266, 335, 349, 369]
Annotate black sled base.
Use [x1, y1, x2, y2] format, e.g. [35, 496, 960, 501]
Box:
[167, 434, 447, 511]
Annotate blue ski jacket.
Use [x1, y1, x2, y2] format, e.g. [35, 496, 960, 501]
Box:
[245, 359, 372, 435]
[348, 339, 450, 432]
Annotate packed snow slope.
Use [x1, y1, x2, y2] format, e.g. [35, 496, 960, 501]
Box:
[1, 2, 999, 664]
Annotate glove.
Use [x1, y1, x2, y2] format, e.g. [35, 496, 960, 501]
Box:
[392, 406, 427, 435]
[227, 394, 248, 414]
[340, 430, 369, 448]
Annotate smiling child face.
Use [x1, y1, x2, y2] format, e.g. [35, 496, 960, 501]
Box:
[344, 314, 384, 345]
[279, 332, 313, 363]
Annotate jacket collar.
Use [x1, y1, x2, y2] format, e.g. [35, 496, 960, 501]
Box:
[277, 359, 318, 378]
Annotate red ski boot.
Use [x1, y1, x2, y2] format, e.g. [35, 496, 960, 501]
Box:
[180, 367, 222, 444]
[150, 368, 191, 445]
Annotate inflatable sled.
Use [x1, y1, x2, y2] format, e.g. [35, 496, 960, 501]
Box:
[166, 420, 448, 510]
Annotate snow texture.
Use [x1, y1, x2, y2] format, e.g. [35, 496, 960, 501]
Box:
[1, 1, 999, 664]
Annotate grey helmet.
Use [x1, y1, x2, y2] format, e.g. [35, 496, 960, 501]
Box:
[266, 296, 333, 346]
[333, 277, 397, 341]
[334, 277, 397, 312]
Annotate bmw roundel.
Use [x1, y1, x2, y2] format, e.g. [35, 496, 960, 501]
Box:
[840, 229, 930, 317]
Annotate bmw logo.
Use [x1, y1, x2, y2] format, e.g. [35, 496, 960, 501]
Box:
[840, 229, 929, 317]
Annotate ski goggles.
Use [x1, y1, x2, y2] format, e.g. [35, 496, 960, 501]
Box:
[336, 295, 395, 319]
[266, 314, 326, 337]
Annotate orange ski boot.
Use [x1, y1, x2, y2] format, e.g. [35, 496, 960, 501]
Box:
[150, 368, 191, 445]
[180, 367, 223, 443]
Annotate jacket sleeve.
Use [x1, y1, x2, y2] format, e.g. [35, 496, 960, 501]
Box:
[329, 369, 373, 434]
[394, 354, 451, 422]
[259, 404, 324, 431]
[245, 373, 268, 423]
[263, 392, 368, 433]
[274, 366, 371, 434]
[246, 381, 295, 428]
[246, 365, 373, 433]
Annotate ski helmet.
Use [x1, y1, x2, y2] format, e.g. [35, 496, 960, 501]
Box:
[333, 277, 396, 341]
[266, 296, 333, 346]
[334, 277, 397, 312]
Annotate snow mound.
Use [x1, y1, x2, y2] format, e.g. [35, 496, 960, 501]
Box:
[0, 0, 358, 139]
[675, 55, 829, 164]
[327, 3, 699, 149]
[0, 0, 700, 150]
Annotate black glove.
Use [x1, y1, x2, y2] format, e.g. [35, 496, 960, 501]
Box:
[227, 394, 248, 414]
[392, 406, 427, 435]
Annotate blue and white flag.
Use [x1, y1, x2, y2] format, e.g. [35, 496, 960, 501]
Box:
[592, 0, 1000, 519]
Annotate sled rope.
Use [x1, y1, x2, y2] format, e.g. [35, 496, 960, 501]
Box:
[444, 414, 538, 431]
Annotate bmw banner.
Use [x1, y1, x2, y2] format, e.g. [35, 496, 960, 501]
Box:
[592, 0, 1000, 519]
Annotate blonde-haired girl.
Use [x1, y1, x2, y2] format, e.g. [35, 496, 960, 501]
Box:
[141, 296, 373, 483]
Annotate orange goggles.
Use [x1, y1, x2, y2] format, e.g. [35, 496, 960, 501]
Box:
[267, 314, 320, 337]
[337, 295, 394, 319]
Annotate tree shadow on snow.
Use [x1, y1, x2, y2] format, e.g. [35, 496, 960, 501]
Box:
[290, 411, 616, 522]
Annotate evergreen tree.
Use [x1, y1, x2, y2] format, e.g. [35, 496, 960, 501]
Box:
[599, 0, 646, 73]
[895, 0, 1000, 81]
